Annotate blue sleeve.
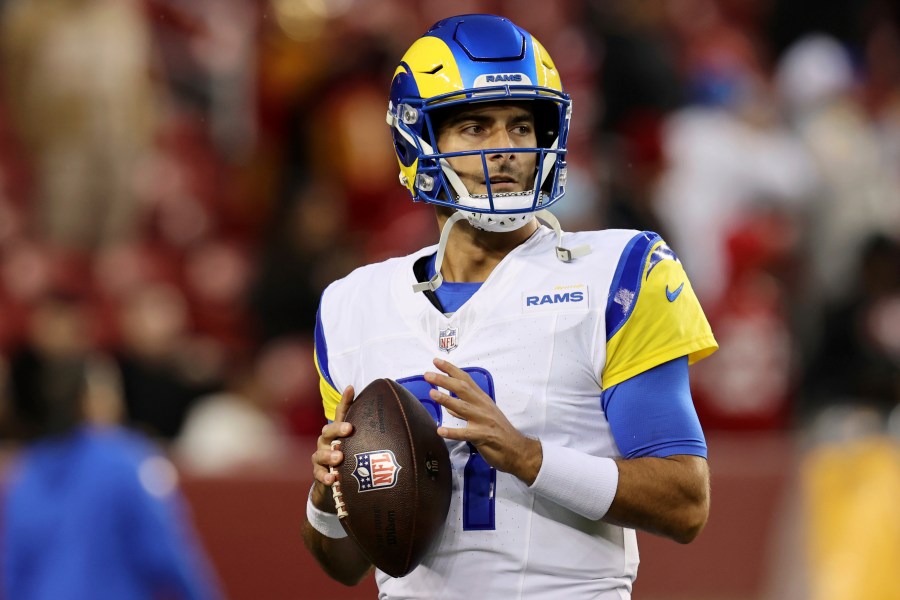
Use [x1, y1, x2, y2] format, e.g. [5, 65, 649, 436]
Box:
[601, 356, 707, 459]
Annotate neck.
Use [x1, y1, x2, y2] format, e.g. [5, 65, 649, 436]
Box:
[435, 209, 539, 283]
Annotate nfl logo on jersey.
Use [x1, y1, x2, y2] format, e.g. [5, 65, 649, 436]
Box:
[438, 327, 458, 352]
[352, 450, 402, 492]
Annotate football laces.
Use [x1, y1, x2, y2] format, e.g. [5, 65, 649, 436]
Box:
[330, 439, 348, 519]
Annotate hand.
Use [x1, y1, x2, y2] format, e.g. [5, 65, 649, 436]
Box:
[302, 387, 374, 584]
[424, 358, 542, 485]
[309, 385, 355, 511]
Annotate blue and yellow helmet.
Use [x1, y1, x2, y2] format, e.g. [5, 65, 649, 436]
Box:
[386, 14, 572, 232]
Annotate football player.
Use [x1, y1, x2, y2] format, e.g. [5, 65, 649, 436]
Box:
[304, 14, 718, 599]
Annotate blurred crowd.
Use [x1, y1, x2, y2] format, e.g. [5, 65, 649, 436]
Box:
[0, 0, 897, 473]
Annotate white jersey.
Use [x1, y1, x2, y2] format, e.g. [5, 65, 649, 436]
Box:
[315, 225, 717, 600]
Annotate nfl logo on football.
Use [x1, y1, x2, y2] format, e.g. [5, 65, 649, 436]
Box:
[352, 450, 402, 492]
[438, 327, 458, 352]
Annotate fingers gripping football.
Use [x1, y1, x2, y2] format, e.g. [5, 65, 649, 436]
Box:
[310, 385, 355, 511]
[424, 358, 542, 485]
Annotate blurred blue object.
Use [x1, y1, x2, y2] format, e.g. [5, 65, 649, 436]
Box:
[686, 64, 750, 108]
[2, 425, 224, 600]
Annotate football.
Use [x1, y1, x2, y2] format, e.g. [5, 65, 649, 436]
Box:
[333, 378, 452, 577]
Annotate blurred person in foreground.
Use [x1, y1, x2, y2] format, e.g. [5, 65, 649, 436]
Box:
[304, 14, 717, 599]
[1, 342, 224, 599]
[0, 0, 158, 251]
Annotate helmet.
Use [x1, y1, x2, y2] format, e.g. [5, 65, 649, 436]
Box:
[386, 14, 572, 232]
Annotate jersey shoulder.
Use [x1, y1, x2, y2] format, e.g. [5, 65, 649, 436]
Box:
[521, 227, 644, 292]
[315, 247, 435, 419]
[527, 227, 641, 267]
[322, 246, 435, 310]
[602, 231, 718, 387]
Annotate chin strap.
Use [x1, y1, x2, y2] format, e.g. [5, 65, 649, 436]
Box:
[412, 211, 467, 293]
[411, 209, 591, 294]
[535, 209, 592, 262]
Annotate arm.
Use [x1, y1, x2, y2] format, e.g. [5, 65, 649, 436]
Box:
[302, 385, 374, 585]
[607, 454, 709, 543]
[425, 356, 710, 544]
[601, 355, 710, 542]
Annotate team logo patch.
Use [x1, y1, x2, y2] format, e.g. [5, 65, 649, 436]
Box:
[438, 326, 458, 352]
[351, 450, 402, 492]
[523, 284, 589, 312]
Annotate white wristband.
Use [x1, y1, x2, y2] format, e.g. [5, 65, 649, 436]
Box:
[529, 443, 619, 520]
[306, 486, 348, 539]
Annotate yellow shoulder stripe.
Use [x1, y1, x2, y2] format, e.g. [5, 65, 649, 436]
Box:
[603, 240, 717, 388]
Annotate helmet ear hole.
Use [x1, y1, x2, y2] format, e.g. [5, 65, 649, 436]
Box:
[392, 129, 417, 168]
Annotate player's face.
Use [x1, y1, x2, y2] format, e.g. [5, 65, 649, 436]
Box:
[435, 103, 538, 196]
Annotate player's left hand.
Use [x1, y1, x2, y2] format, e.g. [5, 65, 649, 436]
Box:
[424, 358, 542, 485]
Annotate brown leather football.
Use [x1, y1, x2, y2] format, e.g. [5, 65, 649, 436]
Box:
[334, 378, 452, 577]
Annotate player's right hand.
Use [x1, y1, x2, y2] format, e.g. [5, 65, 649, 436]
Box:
[310, 386, 355, 509]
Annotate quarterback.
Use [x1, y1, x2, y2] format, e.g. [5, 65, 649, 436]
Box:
[303, 14, 718, 599]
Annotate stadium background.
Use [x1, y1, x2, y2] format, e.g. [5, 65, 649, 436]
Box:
[0, 0, 899, 598]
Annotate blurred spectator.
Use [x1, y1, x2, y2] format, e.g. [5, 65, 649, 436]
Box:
[767, 0, 869, 58]
[174, 337, 321, 474]
[588, 0, 683, 135]
[248, 178, 360, 343]
[654, 15, 818, 305]
[254, 336, 327, 437]
[595, 110, 671, 235]
[0, 243, 94, 353]
[0, 0, 159, 251]
[174, 363, 288, 476]
[183, 238, 254, 352]
[802, 233, 900, 420]
[1, 340, 223, 599]
[691, 208, 802, 429]
[0, 291, 121, 431]
[115, 283, 222, 440]
[775, 33, 900, 306]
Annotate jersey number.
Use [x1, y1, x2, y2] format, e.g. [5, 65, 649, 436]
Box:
[397, 368, 496, 531]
